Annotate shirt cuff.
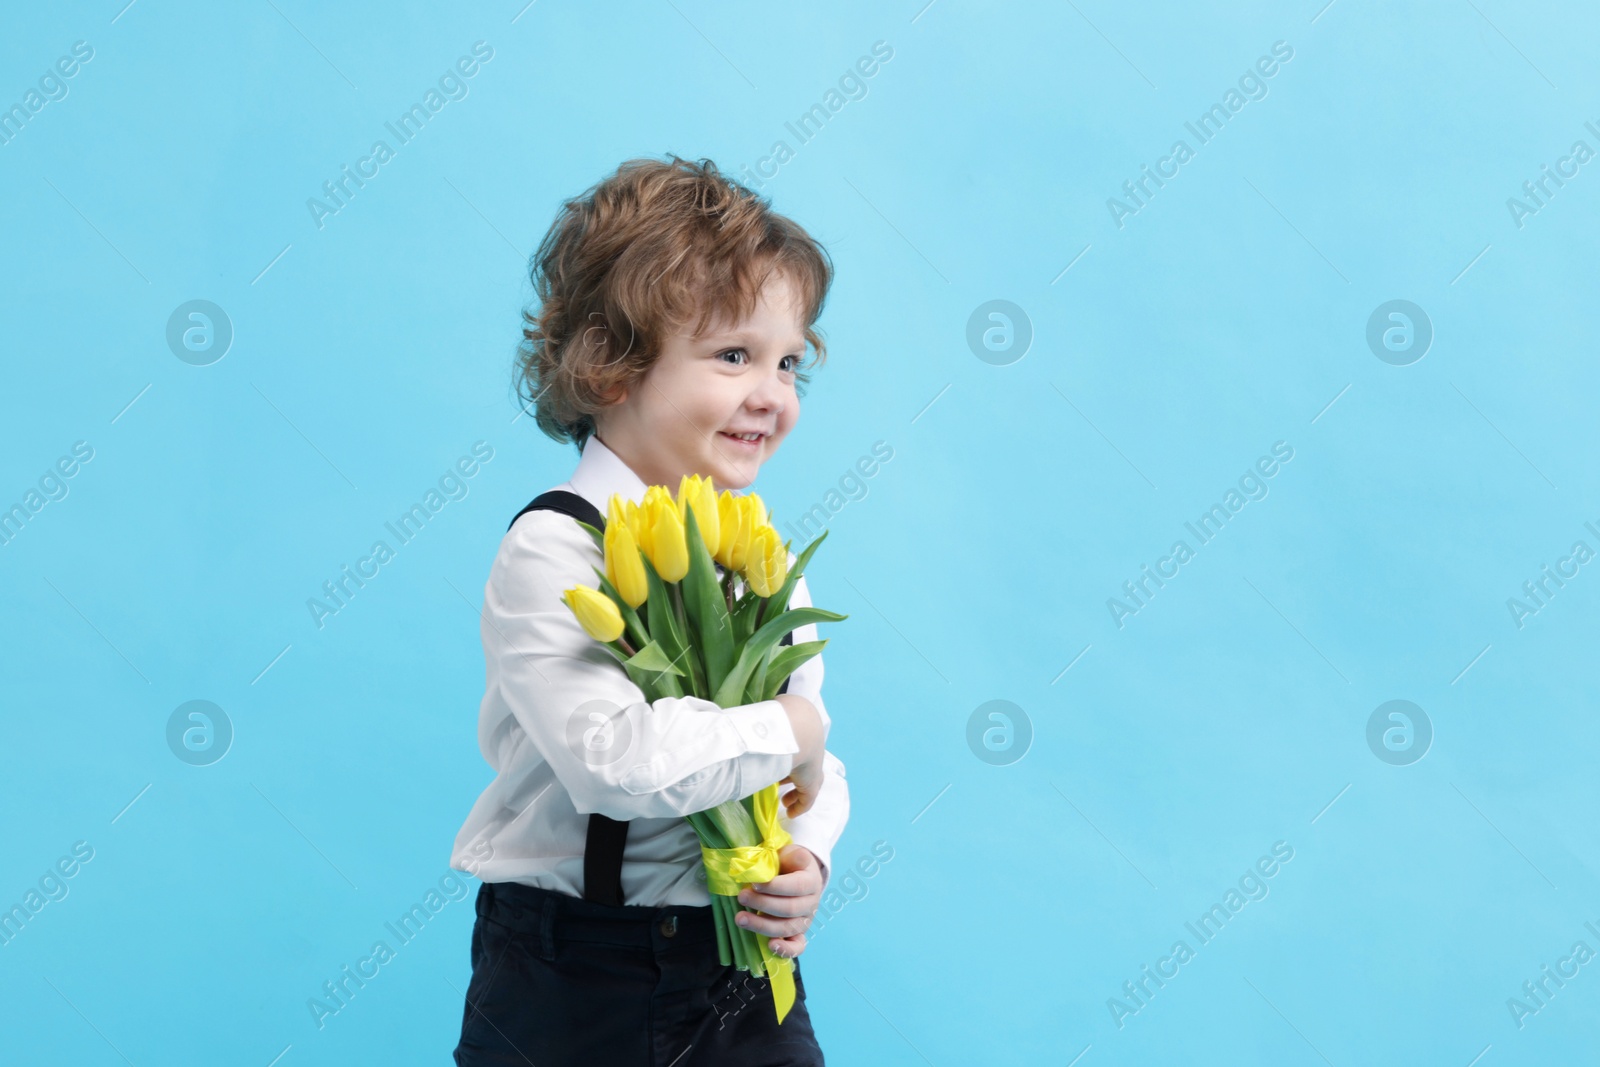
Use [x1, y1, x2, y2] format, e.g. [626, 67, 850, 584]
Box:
[780, 752, 848, 894]
[724, 699, 799, 755]
[784, 825, 833, 893]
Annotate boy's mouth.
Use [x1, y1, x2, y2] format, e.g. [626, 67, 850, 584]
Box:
[718, 431, 767, 452]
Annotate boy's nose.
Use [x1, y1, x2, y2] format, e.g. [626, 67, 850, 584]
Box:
[747, 378, 788, 414]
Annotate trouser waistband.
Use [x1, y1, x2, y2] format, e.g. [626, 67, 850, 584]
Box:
[475, 880, 718, 960]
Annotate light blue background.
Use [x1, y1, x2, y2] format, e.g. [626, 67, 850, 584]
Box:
[3, 0, 1597, 1063]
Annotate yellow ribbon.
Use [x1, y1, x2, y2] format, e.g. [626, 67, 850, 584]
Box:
[698, 784, 797, 1024]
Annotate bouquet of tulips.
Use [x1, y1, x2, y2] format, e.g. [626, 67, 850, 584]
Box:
[560, 475, 845, 1024]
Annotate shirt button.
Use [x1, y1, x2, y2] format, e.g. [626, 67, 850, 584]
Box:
[659, 915, 678, 938]
[754, 723, 768, 738]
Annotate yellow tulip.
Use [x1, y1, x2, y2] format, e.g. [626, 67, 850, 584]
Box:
[605, 497, 635, 573]
[649, 497, 689, 582]
[744, 491, 769, 529]
[745, 525, 789, 597]
[713, 490, 735, 567]
[604, 513, 648, 609]
[676, 474, 720, 555]
[721, 494, 754, 571]
[563, 585, 624, 643]
[635, 487, 671, 570]
[622, 498, 648, 549]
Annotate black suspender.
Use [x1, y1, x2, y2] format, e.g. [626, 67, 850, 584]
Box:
[508, 489, 598, 536]
[509, 488, 793, 907]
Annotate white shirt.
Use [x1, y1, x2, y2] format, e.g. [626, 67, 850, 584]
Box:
[449, 434, 850, 905]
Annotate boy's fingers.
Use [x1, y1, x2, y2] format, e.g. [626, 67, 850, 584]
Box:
[735, 908, 813, 937]
[739, 899, 788, 923]
[769, 933, 807, 958]
[748, 862, 819, 900]
[740, 876, 816, 907]
[750, 875, 806, 898]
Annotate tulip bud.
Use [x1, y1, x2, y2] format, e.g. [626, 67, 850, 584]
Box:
[637, 487, 672, 572]
[604, 517, 649, 609]
[677, 474, 720, 556]
[606, 496, 630, 555]
[623, 498, 648, 551]
[745, 491, 769, 529]
[714, 490, 739, 568]
[724, 495, 754, 572]
[563, 586, 624, 643]
[650, 500, 689, 583]
[745, 525, 788, 598]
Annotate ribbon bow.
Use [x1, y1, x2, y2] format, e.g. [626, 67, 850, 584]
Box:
[698, 784, 798, 1023]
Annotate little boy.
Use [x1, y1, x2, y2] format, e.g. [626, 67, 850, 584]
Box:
[450, 155, 848, 1066]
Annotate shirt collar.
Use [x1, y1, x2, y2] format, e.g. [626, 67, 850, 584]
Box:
[567, 434, 650, 515]
[565, 433, 754, 515]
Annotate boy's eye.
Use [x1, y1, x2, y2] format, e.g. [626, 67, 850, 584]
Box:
[716, 348, 801, 373]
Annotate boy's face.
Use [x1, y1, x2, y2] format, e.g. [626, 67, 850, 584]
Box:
[594, 268, 806, 492]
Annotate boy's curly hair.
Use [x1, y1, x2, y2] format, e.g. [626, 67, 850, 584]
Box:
[514, 155, 834, 451]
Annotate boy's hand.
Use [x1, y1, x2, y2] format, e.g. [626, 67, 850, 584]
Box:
[775, 693, 824, 817]
[779, 758, 824, 818]
[735, 843, 822, 959]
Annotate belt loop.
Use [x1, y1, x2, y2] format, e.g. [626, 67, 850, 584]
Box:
[538, 890, 558, 960]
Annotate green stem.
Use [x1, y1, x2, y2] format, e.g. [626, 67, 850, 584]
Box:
[625, 611, 650, 653]
[671, 582, 688, 641]
[720, 894, 746, 971]
[669, 582, 708, 698]
[731, 897, 752, 973]
[732, 895, 755, 972]
[744, 921, 765, 977]
[711, 892, 732, 966]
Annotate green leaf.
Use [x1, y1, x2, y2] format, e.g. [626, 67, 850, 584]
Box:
[631, 555, 695, 698]
[712, 607, 846, 708]
[621, 659, 682, 700]
[703, 796, 758, 846]
[764, 528, 830, 632]
[619, 639, 686, 699]
[759, 639, 828, 702]
[731, 586, 763, 642]
[671, 584, 707, 698]
[685, 810, 730, 849]
[576, 518, 606, 552]
[640, 553, 688, 667]
[654, 667, 685, 698]
[750, 644, 771, 705]
[681, 505, 735, 695]
[625, 640, 685, 676]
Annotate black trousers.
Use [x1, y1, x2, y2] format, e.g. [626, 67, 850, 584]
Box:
[452, 880, 825, 1066]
